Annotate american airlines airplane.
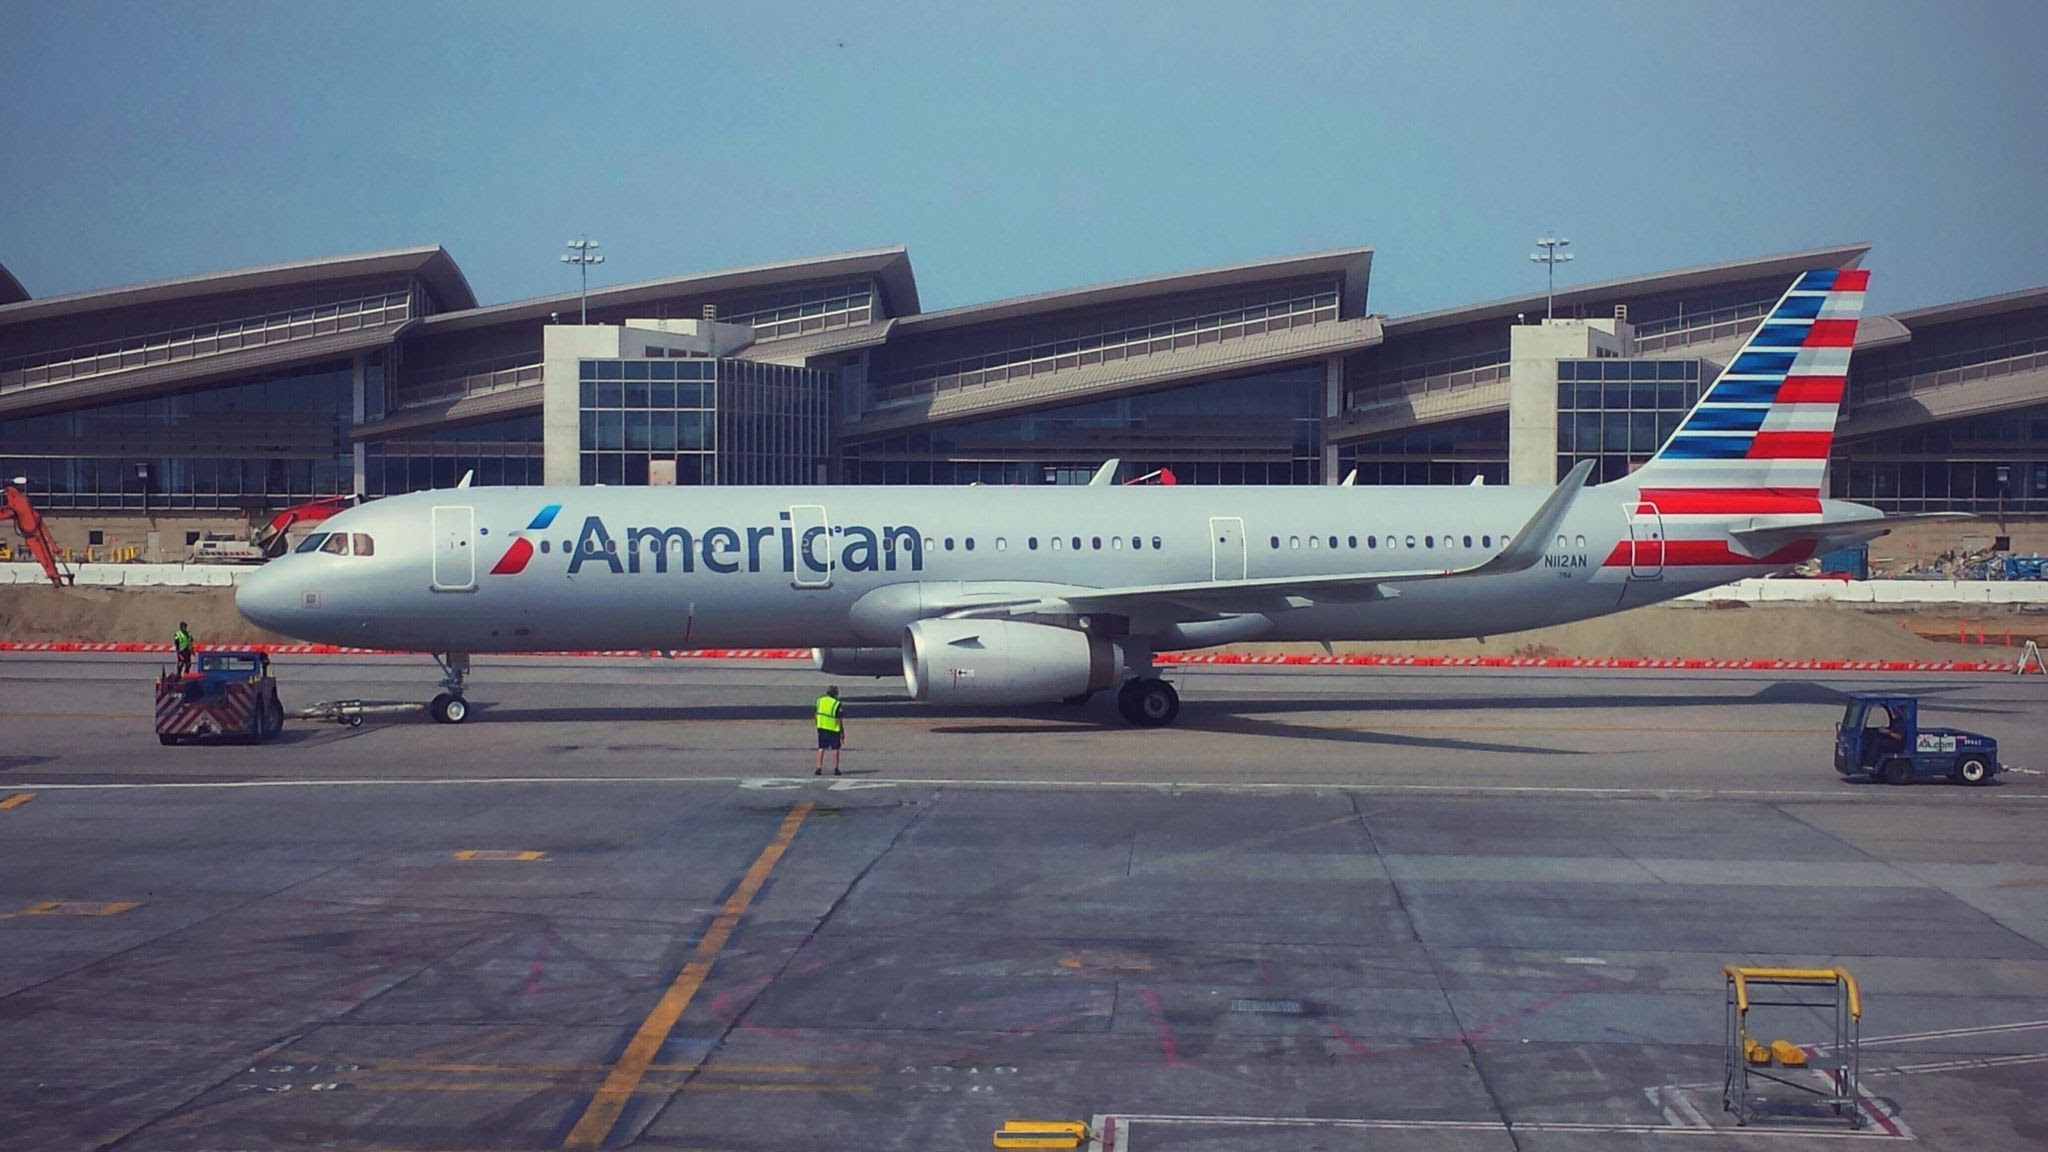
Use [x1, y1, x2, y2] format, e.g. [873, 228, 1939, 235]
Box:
[237, 268, 1895, 727]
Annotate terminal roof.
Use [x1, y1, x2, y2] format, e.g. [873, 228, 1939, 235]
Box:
[0, 245, 476, 326]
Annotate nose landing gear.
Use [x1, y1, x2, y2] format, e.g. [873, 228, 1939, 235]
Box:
[429, 653, 471, 724]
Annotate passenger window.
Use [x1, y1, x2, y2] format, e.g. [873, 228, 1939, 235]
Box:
[1270, 536, 1280, 549]
[1131, 536, 1142, 550]
[1424, 536, 1434, 548]
[995, 538, 1006, 551]
[1091, 537, 1101, 550]
[1052, 537, 1064, 550]
[1151, 536, 1162, 549]
[1290, 536, 1301, 549]
[294, 533, 329, 554]
[1111, 537, 1123, 550]
[1406, 535, 1417, 548]
[353, 534, 375, 556]
[1462, 535, 1472, 548]
[1482, 535, 1491, 548]
[944, 538, 955, 551]
[1309, 536, 1321, 549]
[541, 540, 551, 554]
[925, 537, 936, 552]
[965, 538, 976, 551]
[1071, 537, 1081, 550]
[1347, 536, 1357, 549]
[1556, 535, 1567, 548]
[1328, 536, 1338, 550]
[1028, 537, 1038, 550]
[318, 534, 349, 556]
[1575, 534, 1586, 548]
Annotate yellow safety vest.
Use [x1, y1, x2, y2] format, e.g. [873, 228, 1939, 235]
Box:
[173, 629, 194, 653]
[815, 694, 842, 733]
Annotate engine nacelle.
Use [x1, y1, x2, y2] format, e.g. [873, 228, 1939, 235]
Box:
[903, 619, 1122, 705]
[812, 646, 903, 678]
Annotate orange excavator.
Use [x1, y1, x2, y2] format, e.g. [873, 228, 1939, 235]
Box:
[2, 483, 73, 587]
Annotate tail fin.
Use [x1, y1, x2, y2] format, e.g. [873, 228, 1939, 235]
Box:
[1624, 267, 1867, 498]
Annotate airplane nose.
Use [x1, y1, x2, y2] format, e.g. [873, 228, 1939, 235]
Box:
[235, 563, 296, 633]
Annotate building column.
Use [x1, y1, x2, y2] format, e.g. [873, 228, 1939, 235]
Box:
[350, 353, 368, 495]
[1322, 355, 1344, 484]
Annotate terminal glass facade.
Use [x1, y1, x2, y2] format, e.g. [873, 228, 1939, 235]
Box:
[362, 415, 544, 495]
[1555, 358, 1705, 484]
[1336, 416, 1508, 486]
[0, 359, 355, 510]
[841, 366, 1325, 485]
[1833, 405, 2048, 515]
[577, 357, 830, 486]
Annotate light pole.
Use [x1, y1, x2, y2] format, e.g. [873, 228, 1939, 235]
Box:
[1529, 237, 1573, 320]
[561, 238, 605, 324]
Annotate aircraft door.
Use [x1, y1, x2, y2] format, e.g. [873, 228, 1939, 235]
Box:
[432, 505, 477, 591]
[1210, 516, 1246, 581]
[1627, 501, 1665, 580]
[789, 504, 833, 588]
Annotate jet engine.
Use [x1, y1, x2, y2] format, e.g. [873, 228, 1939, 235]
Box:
[812, 646, 903, 678]
[903, 619, 1122, 706]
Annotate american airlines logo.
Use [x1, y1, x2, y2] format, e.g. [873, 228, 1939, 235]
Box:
[489, 509, 928, 577]
[488, 504, 562, 575]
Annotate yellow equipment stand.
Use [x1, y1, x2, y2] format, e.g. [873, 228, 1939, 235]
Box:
[1723, 966, 1861, 1127]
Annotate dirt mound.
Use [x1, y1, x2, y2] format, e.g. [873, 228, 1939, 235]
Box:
[0, 587, 288, 648]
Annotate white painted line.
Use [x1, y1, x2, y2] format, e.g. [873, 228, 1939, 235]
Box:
[10, 773, 2046, 802]
[1562, 956, 1609, 965]
[1834, 1018, 2048, 1049]
[1872, 1051, 2048, 1076]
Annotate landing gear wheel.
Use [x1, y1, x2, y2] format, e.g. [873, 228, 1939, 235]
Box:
[1957, 757, 1991, 786]
[1880, 758, 1912, 786]
[1126, 678, 1180, 728]
[1116, 679, 1143, 723]
[441, 695, 469, 724]
[158, 733, 178, 746]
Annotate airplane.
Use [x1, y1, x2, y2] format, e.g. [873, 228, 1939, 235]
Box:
[237, 268, 1898, 727]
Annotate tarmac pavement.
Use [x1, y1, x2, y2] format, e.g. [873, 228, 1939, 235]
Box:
[1, 654, 2045, 1150]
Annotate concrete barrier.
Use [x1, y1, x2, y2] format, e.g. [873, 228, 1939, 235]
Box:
[1680, 579, 2048, 605]
[0, 562, 252, 587]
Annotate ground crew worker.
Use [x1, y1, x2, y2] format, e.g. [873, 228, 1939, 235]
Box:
[173, 621, 195, 676]
[814, 685, 844, 776]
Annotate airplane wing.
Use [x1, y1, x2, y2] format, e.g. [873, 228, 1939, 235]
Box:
[954, 460, 1595, 620]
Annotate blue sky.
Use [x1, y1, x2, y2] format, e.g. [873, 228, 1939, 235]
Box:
[3, 0, 2044, 316]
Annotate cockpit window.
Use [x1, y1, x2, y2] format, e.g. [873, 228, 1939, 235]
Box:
[295, 533, 330, 554]
[352, 533, 375, 556]
[318, 534, 349, 556]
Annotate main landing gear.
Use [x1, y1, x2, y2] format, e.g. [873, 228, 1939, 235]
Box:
[1116, 677, 1179, 727]
[429, 653, 471, 724]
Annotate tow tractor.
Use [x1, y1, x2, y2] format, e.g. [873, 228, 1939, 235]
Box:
[155, 651, 286, 745]
[1834, 693, 2000, 786]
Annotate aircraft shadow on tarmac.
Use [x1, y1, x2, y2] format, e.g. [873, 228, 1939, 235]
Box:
[449, 679, 2014, 752]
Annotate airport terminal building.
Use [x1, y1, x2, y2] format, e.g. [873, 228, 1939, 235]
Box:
[1, 241, 2044, 556]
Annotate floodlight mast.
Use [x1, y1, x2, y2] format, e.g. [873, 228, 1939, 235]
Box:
[1529, 236, 1574, 320]
[561, 238, 606, 324]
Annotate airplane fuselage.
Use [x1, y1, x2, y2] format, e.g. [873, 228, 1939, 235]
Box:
[237, 482, 1785, 655]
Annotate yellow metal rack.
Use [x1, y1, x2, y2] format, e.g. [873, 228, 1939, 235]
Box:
[1722, 966, 1861, 1127]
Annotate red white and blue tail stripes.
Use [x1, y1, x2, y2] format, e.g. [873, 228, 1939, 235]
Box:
[1604, 268, 1869, 572]
[1635, 267, 1866, 495]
